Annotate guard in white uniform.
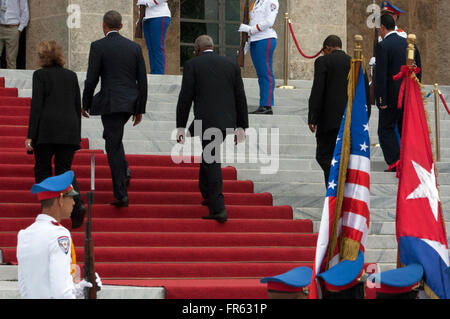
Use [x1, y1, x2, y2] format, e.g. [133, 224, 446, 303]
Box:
[16, 171, 101, 299]
[239, 0, 279, 115]
[136, 0, 171, 74]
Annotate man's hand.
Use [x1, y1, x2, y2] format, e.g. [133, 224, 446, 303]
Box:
[176, 128, 185, 144]
[25, 138, 33, 152]
[81, 108, 90, 118]
[308, 124, 317, 133]
[133, 114, 142, 126]
[379, 105, 388, 110]
[234, 128, 246, 145]
[135, 20, 143, 39]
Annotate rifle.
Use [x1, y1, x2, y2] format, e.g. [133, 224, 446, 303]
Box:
[237, 0, 250, 67]
[84, 152, 97, 299]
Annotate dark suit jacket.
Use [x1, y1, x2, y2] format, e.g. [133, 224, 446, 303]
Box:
[27, 66, 81, 148]
[308, 50, 351, 136]
[375, 32, 422, 109]
[82, 32, 148, 115]
[176, 52, 248, 136]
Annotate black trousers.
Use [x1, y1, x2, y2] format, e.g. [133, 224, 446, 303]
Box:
[199, 130, 226, 214]
[378, 106, 403, 166]
[101, 112, 131, 200]
[33, 143, 81, 201]
[316, 128, 339, 187]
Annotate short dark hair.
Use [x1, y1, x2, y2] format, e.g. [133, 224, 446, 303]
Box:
[41, 197, 57, 209]
[103, 10, 122, 29]
[380, 13, 396, 31]
[323, 35, 342, 49]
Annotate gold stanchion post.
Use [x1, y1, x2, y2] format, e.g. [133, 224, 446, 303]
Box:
[277, 13, 295, 89]
[434, 83, 441, 162]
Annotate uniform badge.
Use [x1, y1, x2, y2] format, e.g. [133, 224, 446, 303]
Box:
[58, 236, 70, 254]
[271, 3, 277, 11]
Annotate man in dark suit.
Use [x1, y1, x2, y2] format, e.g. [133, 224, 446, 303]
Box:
[82, 10, 148, 207]
[176, 35, 248, 223]
[375, 14, 421, 172]
[308, 35, 351, 186]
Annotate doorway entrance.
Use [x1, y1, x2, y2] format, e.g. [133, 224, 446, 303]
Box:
[180, 0, 241, 67]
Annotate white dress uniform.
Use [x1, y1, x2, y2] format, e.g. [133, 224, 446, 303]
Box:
[240, 0, 279, 111]
[248, 0, 278, 43]
[17, 214, 76, 299]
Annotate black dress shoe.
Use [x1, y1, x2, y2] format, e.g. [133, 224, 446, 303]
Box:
[250, 106, 273, 115]
[71, 202, 86, 229]
[202, 209, 228, 223]
[110, 196, 129, 207]
[126, 168, 132, 187]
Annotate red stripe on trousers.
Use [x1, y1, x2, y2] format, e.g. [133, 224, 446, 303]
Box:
[266, 38, 273, 107]
[161, 17, 166, 73]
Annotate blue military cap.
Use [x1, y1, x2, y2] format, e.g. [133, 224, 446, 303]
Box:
[367, 263, 423, 294]
[31, 171, 79, 201]
[260, 266, 312, 292]
[381, 1, 405, 16]
[317, 250, 364, 292]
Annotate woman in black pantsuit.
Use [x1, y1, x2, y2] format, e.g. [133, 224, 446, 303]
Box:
[25, 40, 85, 228]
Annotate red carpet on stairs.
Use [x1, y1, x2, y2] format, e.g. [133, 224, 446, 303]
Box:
[0, 77, 377, 299]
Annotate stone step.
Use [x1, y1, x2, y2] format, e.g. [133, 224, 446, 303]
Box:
[295, 207, 450, 223]
[273, 194, 450, 210]
[253, 181, 450, 197]
[0, 281, 164, 299]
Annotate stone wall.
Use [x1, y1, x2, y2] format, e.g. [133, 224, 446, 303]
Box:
[27, 0, 134, 71]
[287, 0, 347, 80]
[347, 0, 450, 85]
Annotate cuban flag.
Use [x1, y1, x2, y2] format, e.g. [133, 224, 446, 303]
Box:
[395, 66, 450, 299]
[309, 64, 371, 298]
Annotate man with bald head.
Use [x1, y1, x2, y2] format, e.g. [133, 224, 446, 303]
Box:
[176, 35, 249, 223]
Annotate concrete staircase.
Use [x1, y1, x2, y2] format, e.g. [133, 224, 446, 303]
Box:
[0, 69, 449, 298]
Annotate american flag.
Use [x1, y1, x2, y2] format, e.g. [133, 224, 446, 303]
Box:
[309, 64, 371, 298]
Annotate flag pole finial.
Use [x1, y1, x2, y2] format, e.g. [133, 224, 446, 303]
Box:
[354, 35, 363, 60]
[407, 34, 416, 67]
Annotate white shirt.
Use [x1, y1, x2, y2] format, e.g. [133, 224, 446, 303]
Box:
[17, 214, 76, 299]
[378, 26, 407, 42]
[249, 0, 278, 42]
[137, 0, 171, 19]
[0, 0, 29, 31]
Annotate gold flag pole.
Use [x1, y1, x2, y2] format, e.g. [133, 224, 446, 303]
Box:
[434, 83, 441, 162]
[277, 13, 296, 89]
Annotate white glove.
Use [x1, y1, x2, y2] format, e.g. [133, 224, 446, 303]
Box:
[369, 57, 376, 66]
[74, 279, 92, 298]
[95, 272, 103, 289]
[73, 272, 102, 298]
[238, 24, 252, 34]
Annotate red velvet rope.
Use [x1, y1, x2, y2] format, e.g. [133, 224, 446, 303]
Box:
[439, 93, 450, 116]
[288, 22, 323, 59]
